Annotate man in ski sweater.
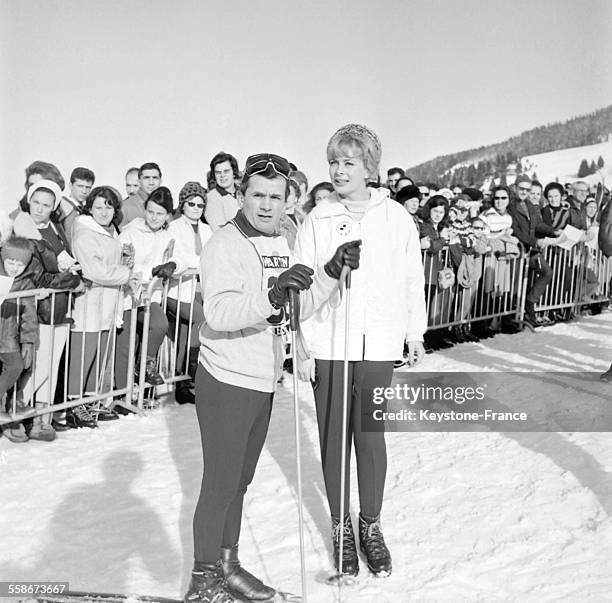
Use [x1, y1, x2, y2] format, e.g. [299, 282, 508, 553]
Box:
[185, 153, 360, 603]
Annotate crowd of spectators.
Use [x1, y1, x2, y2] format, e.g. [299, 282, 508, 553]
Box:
[0, 156, 610, 443]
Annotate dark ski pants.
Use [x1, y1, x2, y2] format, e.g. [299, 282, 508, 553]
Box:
[527, 252, 553, 304]
[193, 365, 272, 564]
[314, 359, 393, 519]
[115, 304, 168, 389]
[0, 352, 24, 406]
[166, 294, 203, 376]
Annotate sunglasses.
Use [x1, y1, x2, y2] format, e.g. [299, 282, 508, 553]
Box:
[494, 196, 509, 200]
[473, 225, 485, 230]
[185, 201, 205, 208]
[244, 153, 291, 180]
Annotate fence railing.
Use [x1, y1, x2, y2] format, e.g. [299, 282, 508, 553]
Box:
[1, 244, 610, 425]
[0, 269, 200, 425]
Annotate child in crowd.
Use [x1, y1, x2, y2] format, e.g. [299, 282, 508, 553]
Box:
[0, 237, 38, 443]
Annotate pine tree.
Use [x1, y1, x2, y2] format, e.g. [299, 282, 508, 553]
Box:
[597, 155, 604, 168]
[589, 160, 597, 175]
[577, 159, 590, 178]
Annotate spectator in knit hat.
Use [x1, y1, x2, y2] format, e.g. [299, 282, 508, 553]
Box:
[0, 236, 38, 443]
[166, 181, 212, 405]
[396, 185, 422, 226]
[204, 152, 240, 231]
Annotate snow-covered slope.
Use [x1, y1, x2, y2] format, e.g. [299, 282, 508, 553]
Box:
[520, 141, 612, 188]
[2, 313, 612, 602]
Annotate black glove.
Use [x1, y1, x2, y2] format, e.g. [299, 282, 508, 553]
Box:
[268, 264, 314, 309]
[152, 261, 177, 280]
[324, 240, 361, 279]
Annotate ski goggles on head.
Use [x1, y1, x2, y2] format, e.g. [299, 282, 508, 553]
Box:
[243, 153, 291, 180]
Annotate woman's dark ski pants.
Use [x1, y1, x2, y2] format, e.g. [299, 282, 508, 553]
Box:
[193, 365, 272, 565]
[314, 359, 393, 520]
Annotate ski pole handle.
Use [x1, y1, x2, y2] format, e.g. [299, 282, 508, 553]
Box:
[289, 289, 299, 332]
[340, 265, 352, 289]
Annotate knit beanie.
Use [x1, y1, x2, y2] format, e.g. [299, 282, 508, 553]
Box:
[396, 185, 421, 204]
[463, 187, 484, 201]
[179, 181, 207, 205]
[27, 179, 63, 209]
[1, 236, 33, 264]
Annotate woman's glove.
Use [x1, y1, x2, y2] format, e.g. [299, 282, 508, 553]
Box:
[324, 240, 361, 279]
[151, 261, 177, 280]
[268, 264, 314, 309]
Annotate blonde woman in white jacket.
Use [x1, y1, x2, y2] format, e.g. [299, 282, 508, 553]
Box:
[294, 124, 427, 579]
[116, 187, 182, 389]
[166, 182, 212, 404]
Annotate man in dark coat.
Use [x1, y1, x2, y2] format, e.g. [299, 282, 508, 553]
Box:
[508, 175, 560, 326]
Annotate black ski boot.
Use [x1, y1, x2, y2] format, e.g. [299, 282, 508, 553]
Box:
[177, 347, 199, 404]
[175, 381, 195, 404]
[332, 515, 359, 577]
[358, 513, 392, 576]
[184, 562, 243, 603]
[600, 363, 612, 382]
[221, 545, 275, 601]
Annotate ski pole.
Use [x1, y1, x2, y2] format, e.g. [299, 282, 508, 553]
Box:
[337, 266, 351, 583]
[289, 289, 307, 603]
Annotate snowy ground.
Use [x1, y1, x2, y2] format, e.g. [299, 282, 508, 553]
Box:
[2, 313, 612, 603]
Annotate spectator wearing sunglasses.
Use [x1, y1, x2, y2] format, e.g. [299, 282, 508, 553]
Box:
[416, 182, 431, 207]
[508, 175, 560, 327]
[166, 182, 212, 405]
[204, 151, 240, 231]
[186, 153, 356, 602]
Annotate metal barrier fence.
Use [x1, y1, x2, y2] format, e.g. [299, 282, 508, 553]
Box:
[0, 269, 200, 426]
[1, 246, 609, 427]
[535, 242, 612, 315]
[422, 245, 528, 330]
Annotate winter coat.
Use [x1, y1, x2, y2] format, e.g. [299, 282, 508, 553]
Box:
[0, 263, 38, 353]
[479, 208, 513, 237]
[294, 188, 427, 362]
[204, 187, 239, 231]
[419, 221, 448, 284]
[566, 197, 588, 231]
[541, 205, 570, 231]
[118, 218, 183, 310]
[71, 215, 131, 332]
[12, 211, 81, 325]
[598, 198, 612, 258]
[199, 211, 336, 392]
[120, 188, 148, 227]
[166, 216, 213, 303]
[508, 200, 556, 253]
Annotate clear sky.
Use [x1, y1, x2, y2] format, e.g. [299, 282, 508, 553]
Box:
[1, 0, 611, 209]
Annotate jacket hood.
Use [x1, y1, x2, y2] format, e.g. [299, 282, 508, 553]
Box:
[12, 211, 43, 240]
